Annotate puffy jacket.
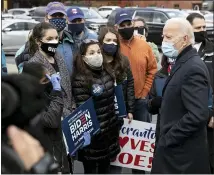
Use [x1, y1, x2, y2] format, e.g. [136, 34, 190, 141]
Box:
[72, 68, 120, 161]
[15, 41, 31, 73]
[115, 61, 135, 114]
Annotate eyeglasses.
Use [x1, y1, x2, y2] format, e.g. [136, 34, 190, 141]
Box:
[82, 39, 99, 44]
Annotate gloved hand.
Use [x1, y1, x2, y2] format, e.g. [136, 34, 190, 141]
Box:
[81, 132, 91, 149]
[151, 96, 162, 109]
[46, 73, 61, 91]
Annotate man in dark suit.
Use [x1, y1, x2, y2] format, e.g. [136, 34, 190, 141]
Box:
[151, 18, 211, 174]
[187, 13, 214, 173]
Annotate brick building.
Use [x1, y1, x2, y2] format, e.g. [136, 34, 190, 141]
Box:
[2, 0, 203, 10]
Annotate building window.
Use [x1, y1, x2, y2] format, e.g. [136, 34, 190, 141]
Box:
[174, 4, 179, 8]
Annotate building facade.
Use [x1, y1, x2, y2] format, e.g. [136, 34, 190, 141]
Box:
[2, 0, 203, 10]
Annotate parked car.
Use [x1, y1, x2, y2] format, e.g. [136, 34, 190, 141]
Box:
[98, 6, 120, 18]
[67, 6, 108, 33]
[2, 13, 14, 20]
[31, 6, 46, 22]
[205, 13, 213, 23]
[108, 7, 214, 46]
[2, 19, 39, 55]
[202, 0, 214, 12]
[8, 8, 35, 17]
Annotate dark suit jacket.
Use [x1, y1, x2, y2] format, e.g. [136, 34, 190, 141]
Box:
[151, 45, 211, 174]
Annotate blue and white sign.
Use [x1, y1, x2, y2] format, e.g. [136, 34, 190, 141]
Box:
[62, 97, 100, 155]
[114, 84, 127, 118]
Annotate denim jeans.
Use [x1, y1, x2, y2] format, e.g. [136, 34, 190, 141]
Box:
[132, 98, 151, 174]
[134, 98, 151, 123]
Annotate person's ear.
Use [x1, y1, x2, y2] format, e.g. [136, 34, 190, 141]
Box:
[132, 21, 135, 27]
[114, 25, 118, 31]
[83, 19, 86, 23]
[36, 39, 41, 47]
[65, 16, 69, 24]
[182, 35, 188, 47]
[44, 15, 49, 22]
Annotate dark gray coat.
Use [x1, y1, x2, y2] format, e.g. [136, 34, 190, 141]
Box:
[151, 45, 211, 174]
[28, 51, 73, 116]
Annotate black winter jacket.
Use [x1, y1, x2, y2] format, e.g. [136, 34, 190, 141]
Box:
[198, 39, 214, 171]
[15, 41, 30, 69]
[72, 68, 121, 161]
[37, 90, 69, 173]
[115, 62, 135, 114]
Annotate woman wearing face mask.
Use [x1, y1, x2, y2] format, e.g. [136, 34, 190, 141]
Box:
[98, 26, 135, 174]
[72, 39, 121, 174]
[28, 22, 73, 116]
[98, 26, 135, 123]
[22, 62, 70, 173]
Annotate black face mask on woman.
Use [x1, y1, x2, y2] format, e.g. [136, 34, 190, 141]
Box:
[118, 27, 134, 40]
[40, 41, 59, 57]
[102, 43, 118, 56]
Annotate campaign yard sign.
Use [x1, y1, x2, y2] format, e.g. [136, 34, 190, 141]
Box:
[111, 119, 156, 172]
[62, 97, 100, 156]
[114, 84, 127, 118]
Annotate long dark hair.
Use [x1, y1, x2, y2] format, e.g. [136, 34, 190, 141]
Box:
[29, 22, 56, 56]
[98, 26, 129, 81]
[72, 40, 113, 83]
[161, 55, 169, 74]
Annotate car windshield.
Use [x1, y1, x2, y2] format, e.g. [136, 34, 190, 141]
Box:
[80, 8, 102, 19]
[166, 11, 188, 18]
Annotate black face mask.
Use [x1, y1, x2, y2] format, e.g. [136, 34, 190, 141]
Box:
[194, 31, 207, 43]
[102, 43, 118, 56]
[135, 27, 145, 35]
[118, 27, 134, 40]
[40, 42, 58, 57]
[68, 23, 85, 35]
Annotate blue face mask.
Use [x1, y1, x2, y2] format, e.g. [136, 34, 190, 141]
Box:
[102, 43, 118, 56]
[49, 18, 66, 32]
[161, 42, 179, 59]
[68, 23, 85, 35]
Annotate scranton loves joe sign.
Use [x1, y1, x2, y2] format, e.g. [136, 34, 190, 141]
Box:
[111, 119, 156, 171]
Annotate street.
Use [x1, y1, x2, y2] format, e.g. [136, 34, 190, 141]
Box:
[6, 55, 158, 174]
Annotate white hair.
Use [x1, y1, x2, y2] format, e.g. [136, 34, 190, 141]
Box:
[165, 18, 195, 45]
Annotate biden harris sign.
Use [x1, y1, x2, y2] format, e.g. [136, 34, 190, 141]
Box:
[62, 98, 100, 155]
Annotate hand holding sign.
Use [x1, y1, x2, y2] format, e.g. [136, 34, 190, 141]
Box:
[127, 113, 133, 124]
[62, 98, 100, 156]
[81, 132, 91, 149]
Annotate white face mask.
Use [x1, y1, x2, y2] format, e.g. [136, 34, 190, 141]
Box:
[83, 54, 103, 68]
[47, 39, 58, 44]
